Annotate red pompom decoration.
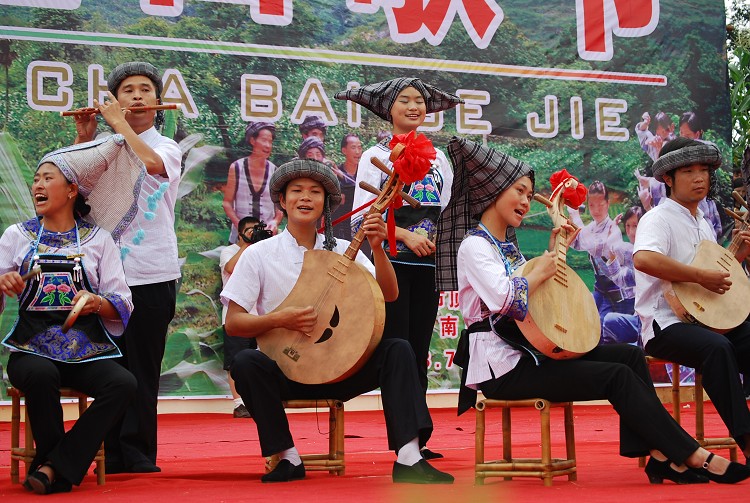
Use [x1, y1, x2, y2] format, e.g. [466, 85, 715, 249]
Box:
[389, 131, 436, 184]
[549, 169, 588, 209]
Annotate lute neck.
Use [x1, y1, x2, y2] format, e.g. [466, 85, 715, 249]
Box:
[727, 218, 749, 255]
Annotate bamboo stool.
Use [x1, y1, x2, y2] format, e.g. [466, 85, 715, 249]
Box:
[265, 399, 345, 475]
[694, 372, 738, 460]
[640, 357, 737, 466]
[8, 387, 105, 485]
[475, 398, 576, 486]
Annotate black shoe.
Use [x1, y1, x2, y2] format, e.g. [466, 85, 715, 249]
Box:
[392, 459, 454, 484]
[25, 470, 53, 495]
[233, 404, 252, 418]
[129, 461, 162, 473]
[645, 457, 708, 484]
[695, 453, 750, 484]
[261, 459, 305, 483]
[421, 447, 444, 460]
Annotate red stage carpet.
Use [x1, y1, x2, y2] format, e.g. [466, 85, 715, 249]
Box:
[0, 402, 747, 501]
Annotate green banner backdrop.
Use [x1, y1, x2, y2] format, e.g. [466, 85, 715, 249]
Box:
[0, 0, 731, 396]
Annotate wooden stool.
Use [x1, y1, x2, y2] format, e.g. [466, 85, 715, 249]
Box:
[641, 357, 738, 465]
[265, 399, 345, 475]
[694, 372, 738, 460]
[475, 398, 577, 486]
[8, 387, 105, 485]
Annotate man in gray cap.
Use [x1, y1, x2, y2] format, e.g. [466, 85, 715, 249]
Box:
[222, 159, 454, 484]
[71, 61, 181, 474]
[634, 137, 750, 468]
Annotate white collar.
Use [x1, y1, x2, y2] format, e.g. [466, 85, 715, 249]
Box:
[662, 197, 705, 221]
[279, 228, 325, 251]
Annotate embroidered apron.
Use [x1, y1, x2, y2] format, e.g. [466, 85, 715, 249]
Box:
[3, 254, 121, 362]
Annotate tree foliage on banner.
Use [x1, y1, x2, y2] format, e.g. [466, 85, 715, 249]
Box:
[0, 0, 733, 394]
[728, 0, 750, 171]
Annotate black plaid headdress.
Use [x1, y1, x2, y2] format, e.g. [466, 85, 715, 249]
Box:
[334, 78, 463, 123]
[435, 137, 534, 292]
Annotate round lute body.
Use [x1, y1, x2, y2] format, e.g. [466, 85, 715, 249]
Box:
[256, 251, 385, 383]
[665, 207, 750, 332]
[256, 145, 408, 384]
[511, 181, 600, 359]
[513, 258, 600, 358]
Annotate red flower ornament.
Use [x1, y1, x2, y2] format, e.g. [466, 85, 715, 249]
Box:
[549, 169, 587, 209]
[389, 131, 436, 184]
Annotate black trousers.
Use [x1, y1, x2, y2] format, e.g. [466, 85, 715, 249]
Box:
[479, 343, 699, 465]
[7, 352, 136, 485]
[231, 338, 433, 457]
[383, 263, 441, 393]
[106, 280, 176, 468]
[645, 320, 750, 450]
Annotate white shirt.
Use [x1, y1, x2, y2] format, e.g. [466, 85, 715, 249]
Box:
[118, 127, 182, 285]
[221, 229, 375, 316]
[219, 243, 241, 324]
[633, 198, 716, 345]
[457, 234, 523, 388]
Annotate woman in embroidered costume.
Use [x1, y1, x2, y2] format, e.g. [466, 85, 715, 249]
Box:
[0, 135, 138, 494]
[435, 137, 750, 485]
[336, 79, 462, 460]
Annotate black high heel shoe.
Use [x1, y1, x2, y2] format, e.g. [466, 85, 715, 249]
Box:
[695, 453, 750, 484]
[23, 463, 72, 495]
[25, 469, 53, 495]
[645, 457, 709, 484]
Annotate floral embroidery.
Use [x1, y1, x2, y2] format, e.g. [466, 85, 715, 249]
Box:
[466, 227, 530, 320]
[406, 172, 442, 206]
[56, 284, 73, 305]
[9, 325, 119, 362]
[28, 272, 77, 311]
[102, 293, 131, 331]
[505, 277, 529, 321]
[20, 218, 96, 248]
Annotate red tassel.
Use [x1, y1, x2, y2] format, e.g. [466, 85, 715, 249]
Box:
[386, 194, 404, 257]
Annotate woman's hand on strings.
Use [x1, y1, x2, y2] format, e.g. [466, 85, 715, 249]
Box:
[548, 221, 579, 251]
